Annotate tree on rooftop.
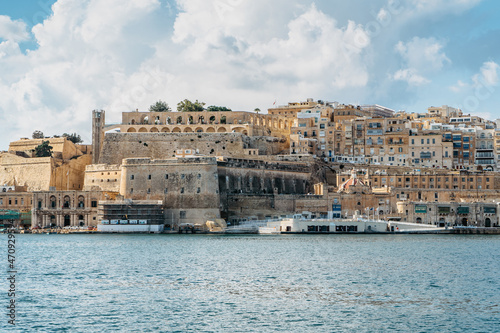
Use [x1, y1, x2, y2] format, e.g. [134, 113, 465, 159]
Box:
[62, 133, 83, 144]
[32, 130, 44, 139]
[206, 105, 232, 111]
[149, 100, 171, 112]
[177, 99, 205, 112]
[34, 141, 53, 157]
[254, 108, 261, 114]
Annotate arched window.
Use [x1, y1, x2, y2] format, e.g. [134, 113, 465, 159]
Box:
[50, 196, 57, 208]
[78, 196, 85, 208]
[63, 196, 70, 208]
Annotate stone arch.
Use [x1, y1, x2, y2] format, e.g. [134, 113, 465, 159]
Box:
[78, 195, 85, 208]
[150, 127, 159, 132]
[154, 116, 160, 125]
[195, 127, 203, 133]
[172, 127, 181, 133]
[131, 119, 136, 125]
[279, 119, 284, 129]
[50, 195, 57, 208]
[188, 115, 194, 124]
[206, 127, 215, 133]
[232, 127, 246, 133]
[161, 127, 170, 133]
[63, 195, 71, 208]
[166, 117, 172, 125]
[485, 218, 491, 227]
[138, 127, 148, 133]
[198, 115, 205, 124]
[217, 127, 226, 133]
[176, 116, 183, 124]
[64, 215, 70, 227]
[220, 116, 226, 124]
[284, 120, 289, 129]
[141, 115, 149, 124]
[184, 127, 193, 133]
[209, 115, 216, 124]
[127, 128, 136, 132]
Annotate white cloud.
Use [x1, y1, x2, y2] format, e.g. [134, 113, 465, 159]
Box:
[393, 68, 430, 86]
[450, 61, 499, 93]
[449, 80, 467, 92]
[393, 37, 450, 85]
[0, 15, 29, 42]
[474, 61, 499, 86]
[410, 0, 482, 13]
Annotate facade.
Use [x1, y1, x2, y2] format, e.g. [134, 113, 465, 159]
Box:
[32, 190, 103, 228]
[399, 201, 499, 227]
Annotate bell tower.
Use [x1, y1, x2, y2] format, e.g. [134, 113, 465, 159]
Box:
[92, 110, 105, 164]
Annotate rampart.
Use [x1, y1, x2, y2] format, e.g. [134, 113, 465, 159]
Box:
[99, 133, 285, 164]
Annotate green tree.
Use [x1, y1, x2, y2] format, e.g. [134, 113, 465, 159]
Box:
[34, 141, 53, 157]
[32, 130, 44, 139]
[149, 100, 171, 112]
[177, 99, 205, 112]
[62, 133, 83, 144]
[254, 108, 261, 114]
[206, 105, 232, 111]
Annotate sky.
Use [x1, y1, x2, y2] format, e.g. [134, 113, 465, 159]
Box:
[0, 0, 499, 148]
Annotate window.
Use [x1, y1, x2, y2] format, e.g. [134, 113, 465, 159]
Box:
[147, 188, 150, 194]
[432, 139, 436, 144]
[411, 139, 414, 144]
[165, 174, 168, 179]
[180, 211, 186, 219]
[130, 175, 134, 180]
[164, 188, 168, 194]
[181, 174, 185, 179]
[197, 188, 201, 193]
[198, 174, 201, 179]
[91, 201, 97, 207]
[181, 188, 184, 193]
[148, 175, 151, 180]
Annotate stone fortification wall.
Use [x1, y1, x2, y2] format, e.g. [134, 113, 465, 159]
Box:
[9, 138, 84, 160]
[119, 157, 221, 225]
[52, 154, 92, 191]
[0, 153, 54, 191]
[83, 164, 121, 192]
[218, 158, 318, 220]
[99, 133, 284, 164]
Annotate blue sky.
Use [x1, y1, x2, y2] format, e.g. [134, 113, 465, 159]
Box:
[0, 0, 499, 148]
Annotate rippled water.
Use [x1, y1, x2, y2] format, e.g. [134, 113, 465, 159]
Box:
[2, 234, 500, 332]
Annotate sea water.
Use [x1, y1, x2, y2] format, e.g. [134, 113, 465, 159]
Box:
[2, 234, 499, 332]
